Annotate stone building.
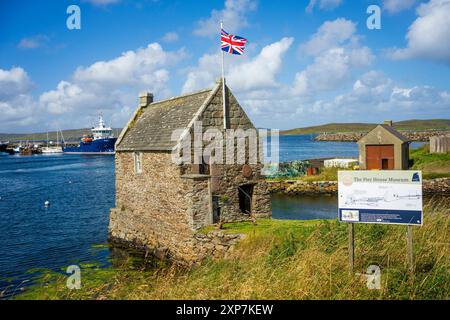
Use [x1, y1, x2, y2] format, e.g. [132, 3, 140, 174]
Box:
[357, 121, 410, 170]
[109, 80, 271, 264]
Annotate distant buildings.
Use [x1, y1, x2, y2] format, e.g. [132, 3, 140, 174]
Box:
[357, 120, 410, 170]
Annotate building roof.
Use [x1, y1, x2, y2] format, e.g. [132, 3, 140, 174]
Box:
[357, 124, 409, 144]
[117, 85, 219, 151]
[379, 124, 409, 142]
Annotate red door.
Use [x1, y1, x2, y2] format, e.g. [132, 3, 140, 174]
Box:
[366, 145, 394, 170]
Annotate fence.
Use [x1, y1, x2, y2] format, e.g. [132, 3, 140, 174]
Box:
[430, 136, 450, 154]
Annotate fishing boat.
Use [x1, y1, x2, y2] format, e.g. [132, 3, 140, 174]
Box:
[0, 142, 14, 155]
[62, 115, 117, 154]
[41, 131, 63, 154]
[20, 144, 42, 156]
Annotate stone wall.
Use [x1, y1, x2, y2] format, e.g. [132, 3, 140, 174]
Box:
[264, 178, 450, 196]
[193, 231, 245, 260]
[265, 180, 338, 195]
[315, 130, 450, 142]
[110, 150, 271, 264]
[110, 151, 199, 263]
[110, 84, 271, 264]
[181, 84, 272, 222]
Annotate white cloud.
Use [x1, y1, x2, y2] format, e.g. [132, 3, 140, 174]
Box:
[38, 43, 186, 129]
[73, 43, 182, 87]
[0, 67, 38, 129]
[193, 0, 257, 37]
[228, 37, 294, 91]
[162, 31, 179, 43]
[383, 0, 417, 13]
[301, 18, 356, 56]
[0, 67, 34, 100]
[388, 0, 450, 64]
[242, 69, 450, 129]
[182, 37, 293, 93]
[18, 35, 50, 50]
[306, 0, 343, 13]
[292, 19, 374, 96]
[335, 71, 450, 119]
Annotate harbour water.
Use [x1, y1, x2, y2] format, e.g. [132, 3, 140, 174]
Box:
[0, 154, 114, 297]
[0, 135, 427, 297]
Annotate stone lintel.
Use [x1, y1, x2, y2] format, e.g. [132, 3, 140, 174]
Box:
[181, 174, 211, 180]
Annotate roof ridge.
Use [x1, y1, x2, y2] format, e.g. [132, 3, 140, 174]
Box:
[149, 87, 213, 106]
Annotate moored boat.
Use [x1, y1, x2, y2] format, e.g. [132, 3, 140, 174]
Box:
[41, 131, 63, 154]
[62, 115, 117, 154]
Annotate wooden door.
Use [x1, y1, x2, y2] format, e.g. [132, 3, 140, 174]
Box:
[366, 145, 394, 170]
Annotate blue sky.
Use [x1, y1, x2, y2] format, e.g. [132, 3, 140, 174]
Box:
[1, 0, 450, 133]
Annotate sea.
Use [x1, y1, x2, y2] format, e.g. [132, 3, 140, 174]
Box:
[0, 135, 426, 298]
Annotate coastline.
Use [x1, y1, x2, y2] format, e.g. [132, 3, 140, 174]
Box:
[314, 130, 450, 142]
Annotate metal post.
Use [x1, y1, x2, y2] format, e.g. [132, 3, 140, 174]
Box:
[220, 21, 228, 130]
[407, 225, 414, 273]
[348, 223, 354, 274]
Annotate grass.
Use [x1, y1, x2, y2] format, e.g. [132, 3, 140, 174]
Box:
[266, 167, 343, 182]
[267, 146, 450, 182]
[410, 145, 450, 179]
[15, 200, 450, 300]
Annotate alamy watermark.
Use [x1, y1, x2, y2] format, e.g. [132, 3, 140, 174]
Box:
[66, 265, 81, 290]
[357, 264, 381, 290]
[66, 5, 81, 30]
[170, 121, 280, 169]
[367, 5, 381, 30]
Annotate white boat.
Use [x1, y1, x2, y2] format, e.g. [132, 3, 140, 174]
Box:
[41, 131, 63, 154]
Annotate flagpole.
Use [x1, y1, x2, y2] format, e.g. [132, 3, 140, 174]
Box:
[220, 21, 227, 130]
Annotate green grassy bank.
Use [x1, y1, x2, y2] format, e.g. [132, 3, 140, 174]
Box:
[410, 145, 450, 179]
[16, 200, 449, 300]
[266, 145, 450, 182]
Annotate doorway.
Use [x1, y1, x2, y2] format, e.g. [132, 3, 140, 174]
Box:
[212, 196, 221, 223]
[238, 184, 254, 215]
[366, 145, 394, 170]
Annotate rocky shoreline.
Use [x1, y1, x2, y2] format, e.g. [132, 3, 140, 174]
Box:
[315, 130, 450, 142]
[265, 178, 450, 196]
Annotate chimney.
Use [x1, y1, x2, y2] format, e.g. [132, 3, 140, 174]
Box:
[139, 92, 153, 107]
[384, 120, 393, 127]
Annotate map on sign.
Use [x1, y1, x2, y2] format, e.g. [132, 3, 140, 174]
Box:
[338, 171, 423, 226]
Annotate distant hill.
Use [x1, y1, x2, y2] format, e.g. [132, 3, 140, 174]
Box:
[2, 119, 449, 142]
[281, 119, 450, 135]
[0, 128, 123, 143]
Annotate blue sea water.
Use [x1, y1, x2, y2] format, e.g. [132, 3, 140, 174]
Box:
[273, 134, 358, 162]
[0, 154, 114, 297]
[0, 135, 428, 297]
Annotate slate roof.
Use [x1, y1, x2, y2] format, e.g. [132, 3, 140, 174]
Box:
[379, 124, 409, 142]
[117, 88, 214, 151]
[357, 124, 409, 144]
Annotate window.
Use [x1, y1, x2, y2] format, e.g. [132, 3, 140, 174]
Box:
[134, 152, 143, 174]
[199, 157, 210, 175]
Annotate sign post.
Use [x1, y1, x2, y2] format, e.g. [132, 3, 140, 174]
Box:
[407, 225, 414, 273]
[348, 223, 354, 273]
[338, 170, 423, 273]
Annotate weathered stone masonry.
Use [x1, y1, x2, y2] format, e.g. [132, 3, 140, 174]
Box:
[109, 80, 272, 264]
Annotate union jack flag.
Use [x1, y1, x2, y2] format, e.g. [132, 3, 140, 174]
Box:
[221, 29, 247, 55]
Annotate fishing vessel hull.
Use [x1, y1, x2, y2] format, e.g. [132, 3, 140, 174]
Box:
[42, 147, 63, 154]
[63, 138, 117, 154]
